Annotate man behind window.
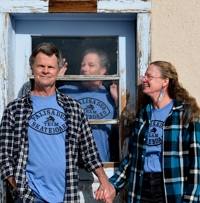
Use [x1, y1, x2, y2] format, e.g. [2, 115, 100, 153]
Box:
[58, 48, 119, 162]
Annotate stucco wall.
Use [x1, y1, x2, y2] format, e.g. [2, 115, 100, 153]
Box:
[151, 0, 200, 105]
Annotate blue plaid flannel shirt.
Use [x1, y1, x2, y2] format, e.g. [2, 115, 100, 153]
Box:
[0, 89, 103, 203]
[110, 100, 200, 203]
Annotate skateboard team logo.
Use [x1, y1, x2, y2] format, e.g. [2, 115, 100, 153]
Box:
[147, 120, 163, 146]
[29, 108, 67, 135]
[78, 97, 110, 119]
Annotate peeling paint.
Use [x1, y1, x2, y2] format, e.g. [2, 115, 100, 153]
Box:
[137, 13, 151, 78]
[98, 0, 151, 13]
[4, 13, 8, 27]
[0, 1, 49, 13]
[120, 67, 125, 74]
[0, 12, 10, 203]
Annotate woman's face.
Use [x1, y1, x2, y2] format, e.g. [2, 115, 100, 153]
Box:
[141, 64, 165, 98]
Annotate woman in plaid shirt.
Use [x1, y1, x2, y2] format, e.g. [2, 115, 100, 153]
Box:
[95, 61, 200, 203]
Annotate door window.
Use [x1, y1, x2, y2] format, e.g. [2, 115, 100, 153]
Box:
[15, 13, 137, 162]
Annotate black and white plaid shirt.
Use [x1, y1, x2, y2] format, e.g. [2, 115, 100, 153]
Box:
[0, 89, 103, 203]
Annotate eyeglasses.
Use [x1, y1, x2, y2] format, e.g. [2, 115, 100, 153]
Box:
[141, 75, 163, 81]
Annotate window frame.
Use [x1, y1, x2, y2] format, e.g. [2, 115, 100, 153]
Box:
[14, 14, 136, 164]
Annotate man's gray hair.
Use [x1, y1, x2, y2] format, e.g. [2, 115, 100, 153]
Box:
[29, 42, 63, 70]
[82, 48, 110, 73]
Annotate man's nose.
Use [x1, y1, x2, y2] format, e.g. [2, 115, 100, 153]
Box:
[42, 66, 49, 73]
[81, 65, 89, 73]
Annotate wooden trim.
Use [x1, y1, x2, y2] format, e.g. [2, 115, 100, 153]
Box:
[0, 0, 48, 13]
[49, 0, 97, 13]
[137, 13, 151, 78]
[0, 0, 151, 14]
[98, 0, 151, 13]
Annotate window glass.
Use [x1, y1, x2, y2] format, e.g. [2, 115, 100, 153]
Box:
[32, 37, 118, 75]
[57, 80, 119, 162]
[57, 80, 119, 118]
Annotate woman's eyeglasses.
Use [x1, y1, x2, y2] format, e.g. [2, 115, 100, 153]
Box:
[141, 75, 163, 81]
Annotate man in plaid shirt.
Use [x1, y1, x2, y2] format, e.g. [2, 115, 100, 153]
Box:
[0, 42, 113, 203]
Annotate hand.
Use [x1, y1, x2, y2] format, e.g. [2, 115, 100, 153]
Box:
[94, 182, 116, 203]
[58, 58, 68, 76]
[8, 175, 18, 192]
[110, 81, 119, 106]
[93, 167, 116, 202]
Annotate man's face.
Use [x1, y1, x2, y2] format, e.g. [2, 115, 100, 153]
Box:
[80, 53, 106, 89]
[31, 52, 60, 90]
[80, 53, 106, 75]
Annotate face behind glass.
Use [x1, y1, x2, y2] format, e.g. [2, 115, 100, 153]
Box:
[80, 53, 106, 89]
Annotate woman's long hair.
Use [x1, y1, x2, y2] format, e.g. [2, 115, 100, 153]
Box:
[136, 61, 200, 125]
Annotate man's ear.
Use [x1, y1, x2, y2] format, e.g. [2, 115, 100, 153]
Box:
[100, 67, 107, 75]
[31, 67, 33, 75]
